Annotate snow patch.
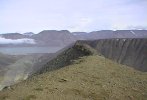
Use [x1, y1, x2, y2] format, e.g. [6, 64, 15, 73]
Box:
[130, 31, 137, 36]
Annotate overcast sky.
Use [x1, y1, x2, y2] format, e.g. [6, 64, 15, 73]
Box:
[0, 0, 146, 33]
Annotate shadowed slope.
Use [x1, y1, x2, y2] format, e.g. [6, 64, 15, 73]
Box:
[35, 38, 147, 75]
[77, 38, 147, 71]
[36, 42, 96, 74]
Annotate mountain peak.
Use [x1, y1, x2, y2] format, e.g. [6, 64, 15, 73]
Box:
[38, 30, 70, 34]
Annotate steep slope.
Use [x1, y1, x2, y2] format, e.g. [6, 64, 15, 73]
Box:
[0, 38, 147, 99]
[0, 55, 147, 100]
[35, 42, 95, 74]
[77, 38, 147, 71]
[0, 53, 55, 90]
[35, 38, 147, 74]
[0, 38, 146, 91]
[0, 53, 18, 68]
[0, 53, 20, 80]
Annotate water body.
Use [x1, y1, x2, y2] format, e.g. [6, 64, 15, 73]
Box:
[0, 46, 62, 55]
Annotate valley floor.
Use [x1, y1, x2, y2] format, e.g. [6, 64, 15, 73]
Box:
[0, 55, 147, 100]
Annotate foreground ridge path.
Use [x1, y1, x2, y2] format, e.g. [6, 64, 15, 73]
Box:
[0, 55, 147, 100]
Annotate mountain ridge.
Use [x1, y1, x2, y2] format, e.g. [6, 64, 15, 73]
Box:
[0, 30, 147, 47]
[32, 38, 147, 76]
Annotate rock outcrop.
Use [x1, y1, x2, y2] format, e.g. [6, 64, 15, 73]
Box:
[37, 38, 147, 74]
[35, 43, 95, 74]
[77, 38, 147, 71]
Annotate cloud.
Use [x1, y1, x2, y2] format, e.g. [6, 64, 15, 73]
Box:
[0, 36, 36, 44]
[0, 0, 146, 33]
[68, 18, 93, 32]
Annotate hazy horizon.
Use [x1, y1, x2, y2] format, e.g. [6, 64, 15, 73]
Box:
[0, 0, 147, 33]
[1, 29, 147, 35]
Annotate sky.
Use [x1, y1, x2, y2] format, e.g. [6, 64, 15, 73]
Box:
[0, 0, 147, 34]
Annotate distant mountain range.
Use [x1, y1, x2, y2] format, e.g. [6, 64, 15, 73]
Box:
[0, 30, 147, 47]
[73, 30, 147, 39]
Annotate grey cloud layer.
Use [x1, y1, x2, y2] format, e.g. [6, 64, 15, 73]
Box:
[0, 37, 36, 44]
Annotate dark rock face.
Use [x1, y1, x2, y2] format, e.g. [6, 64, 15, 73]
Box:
[33, 38, 147, 76]
[77, 38, 147, 71]
[35, 43, 93, 74]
